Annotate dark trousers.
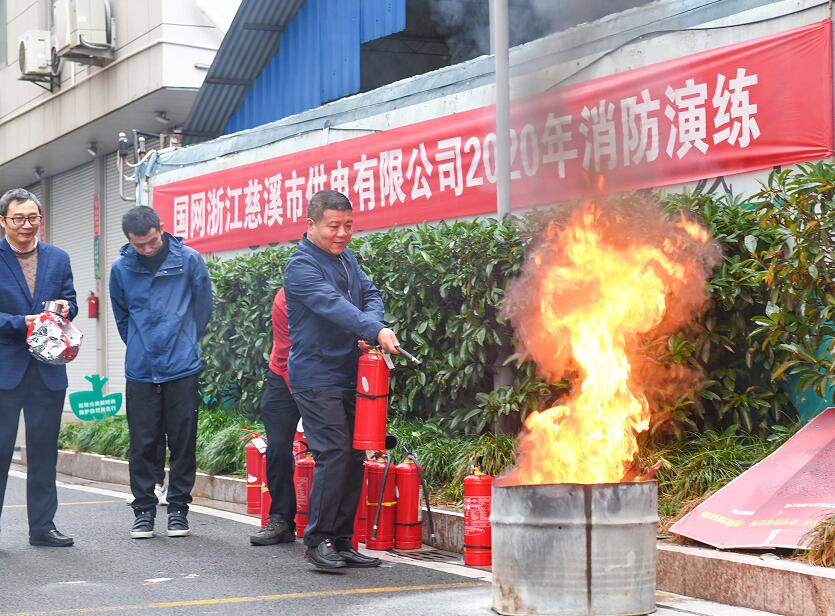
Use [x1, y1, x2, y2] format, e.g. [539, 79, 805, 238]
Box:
[259, 371, 300, 526]
[126, 375, 198, 514]
[292, 386, 364, 547]
[153, 434, 167, 485]
[0, 362, 66, 535]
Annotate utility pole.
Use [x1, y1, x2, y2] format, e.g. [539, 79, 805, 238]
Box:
[490, 0, 519, 434]
[491, 0, 512, 218]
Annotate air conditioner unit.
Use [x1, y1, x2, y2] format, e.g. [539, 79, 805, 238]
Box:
[53, 0, 114, 65]
[19, 31, 53, 77]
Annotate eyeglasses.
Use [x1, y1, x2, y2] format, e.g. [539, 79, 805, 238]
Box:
[3, 215, 43, 227]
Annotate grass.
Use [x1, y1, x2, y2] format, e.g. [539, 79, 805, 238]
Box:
[641, 424, 798, 517]
[387, 415, 516, 503]
[804, 514, 835, 567]
[59, 409, 800, 518]
[59, 409, 262, 477]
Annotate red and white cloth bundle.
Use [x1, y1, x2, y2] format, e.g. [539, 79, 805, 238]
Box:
[26, 306, 83, 365]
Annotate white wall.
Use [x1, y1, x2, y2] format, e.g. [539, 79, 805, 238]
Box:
[0, 0, 227, 168]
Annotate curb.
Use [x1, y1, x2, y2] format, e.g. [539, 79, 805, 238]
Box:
[37, 449, 835, 614]
[657, 543, 835, 616]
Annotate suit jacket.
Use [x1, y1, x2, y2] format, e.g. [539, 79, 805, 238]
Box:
[0, 238, 78, 391]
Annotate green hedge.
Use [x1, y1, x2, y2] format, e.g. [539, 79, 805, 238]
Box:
[57, 408, 799, 515]
[200, 218, 567, 433]
[200, 165, 835, 435]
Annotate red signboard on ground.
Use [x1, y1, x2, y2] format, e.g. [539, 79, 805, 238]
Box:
[670, 407, 835, 550]
[154, 20, 833, 253]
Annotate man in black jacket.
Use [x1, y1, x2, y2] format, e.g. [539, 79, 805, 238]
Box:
[284, 190, 399, 571]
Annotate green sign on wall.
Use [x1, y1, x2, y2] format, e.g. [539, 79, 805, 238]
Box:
[69, 374, 122, 421]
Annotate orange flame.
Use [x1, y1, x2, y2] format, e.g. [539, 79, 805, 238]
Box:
[502, 201, 714, 485]
[677, 211, 711, 243]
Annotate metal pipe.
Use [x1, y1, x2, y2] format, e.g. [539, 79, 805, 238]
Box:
[491, 0, 511, 218]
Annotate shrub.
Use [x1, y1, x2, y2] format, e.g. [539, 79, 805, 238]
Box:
[59, 410, 262, 477]
[199, 219, 567, 434]
[199, 165, 835, 436]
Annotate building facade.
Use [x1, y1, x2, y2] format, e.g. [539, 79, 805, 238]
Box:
[2, 0, 832, 411]
[0, 0, 236, 406]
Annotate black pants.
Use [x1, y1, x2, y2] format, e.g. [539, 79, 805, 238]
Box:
[292, 386, 364, 547]
[259, 371, 300, 526]
[0, 362, 66, 535]
[153, 434, 166, 486]
[126, 375, 198, 514]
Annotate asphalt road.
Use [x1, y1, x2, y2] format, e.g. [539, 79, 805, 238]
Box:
[0, 470, 777, 616]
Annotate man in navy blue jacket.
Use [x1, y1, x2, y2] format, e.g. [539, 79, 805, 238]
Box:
[0, 188, 77, 547]
[285, 190, 400, 570]
[109, 206, 212, 540]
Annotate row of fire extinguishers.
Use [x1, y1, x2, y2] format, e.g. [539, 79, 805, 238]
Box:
[242, 347, 497, 565]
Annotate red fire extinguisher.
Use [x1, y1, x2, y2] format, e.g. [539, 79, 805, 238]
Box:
[354, 350, 391, 450]
[463, 466, 493, 567]
[352, 459, 370, 547]
[292, 418, 306, 457]
[294, 453, 315, 539]
[87, 291, 99, 319]
[260, 451, 271, 528]
[394, 458, 423, 550]
[366, 456, 397, 550]
[240, 429, 267, 515]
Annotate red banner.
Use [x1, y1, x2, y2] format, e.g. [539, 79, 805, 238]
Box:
[670, 407, 835, 550]
[154, 20, 833, 253]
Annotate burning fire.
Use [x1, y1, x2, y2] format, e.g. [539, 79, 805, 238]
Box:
[502, 199, 717, 485]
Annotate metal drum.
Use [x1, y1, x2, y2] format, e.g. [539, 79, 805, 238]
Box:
[491, 481, 658, 616]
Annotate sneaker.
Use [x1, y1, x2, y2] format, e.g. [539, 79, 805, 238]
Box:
[304, 539, 347, 570]
[131, 510, 155, 539]
[154, 484, 168, 506]
[167, 510, 190, 537]
[250, 515, 296, 546]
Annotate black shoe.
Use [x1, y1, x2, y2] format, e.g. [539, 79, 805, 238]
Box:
[131, 510, 155, 539]
[29, 529, 74, 547]
[250, 515, 296, 546]
[167, 510, 190, 537]
[336, 546, 382, 568]
[304, 539, 347, 570]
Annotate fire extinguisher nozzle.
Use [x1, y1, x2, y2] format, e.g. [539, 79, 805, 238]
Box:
[395, 345, 421, 365]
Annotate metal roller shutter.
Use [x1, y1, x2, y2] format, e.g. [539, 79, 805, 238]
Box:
[103, 153, 133, 399]
[25, 182, 41, 202]
[49, 163, 98, 402]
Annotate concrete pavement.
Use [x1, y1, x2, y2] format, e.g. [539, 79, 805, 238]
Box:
[0, 468, 779, 616]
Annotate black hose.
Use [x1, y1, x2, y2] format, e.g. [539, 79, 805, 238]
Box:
[407, 450, 435, 548]
[371, 456, 394, 540]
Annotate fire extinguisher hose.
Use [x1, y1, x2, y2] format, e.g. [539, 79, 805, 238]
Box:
[371, 456, 394, 540]
[404, 447, 435, 548]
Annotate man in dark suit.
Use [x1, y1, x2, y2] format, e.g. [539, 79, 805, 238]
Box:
[0, 188, 78, 547]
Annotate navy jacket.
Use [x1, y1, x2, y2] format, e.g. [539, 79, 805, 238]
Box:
[109, 233, 212, 384]
[0, 239, 78, 391]
[284, 235, 385, 390]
